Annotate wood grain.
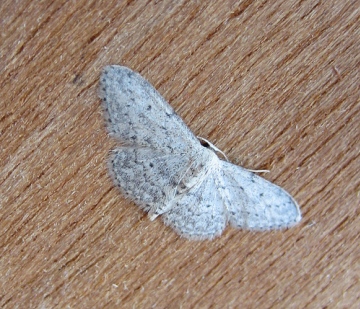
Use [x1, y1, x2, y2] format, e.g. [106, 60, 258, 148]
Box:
[1, 0, 359, 308]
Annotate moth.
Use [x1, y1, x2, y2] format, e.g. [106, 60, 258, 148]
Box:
[99, 65, 301, 239]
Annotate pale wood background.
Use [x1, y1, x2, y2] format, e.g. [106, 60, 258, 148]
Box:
[1, 1, 359, 308]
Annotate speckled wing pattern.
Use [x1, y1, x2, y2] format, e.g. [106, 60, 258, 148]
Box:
[99, 65, 301, 240]
[99, 66, 199, 154]
[218, 161, 301, 230]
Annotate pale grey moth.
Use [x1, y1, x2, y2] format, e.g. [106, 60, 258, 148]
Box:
[99, 65, 301, 240]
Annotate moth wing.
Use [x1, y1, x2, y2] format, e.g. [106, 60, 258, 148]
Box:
[99, 65, 200, 155]
[219, 161, 301, 230]
[109, 146, 192, 216]
[162, 174, 226, 240]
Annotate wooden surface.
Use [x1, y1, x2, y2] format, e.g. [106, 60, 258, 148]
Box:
[1, 1, 359, 308]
